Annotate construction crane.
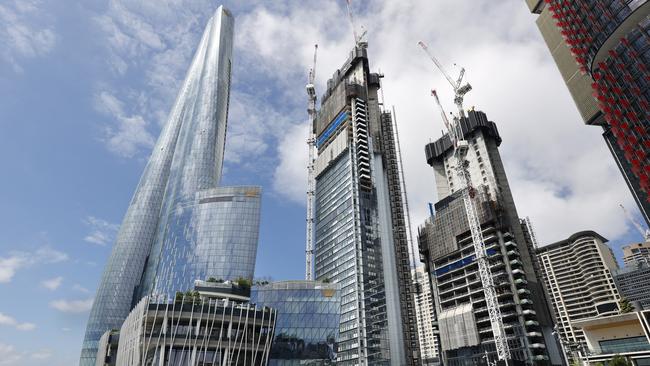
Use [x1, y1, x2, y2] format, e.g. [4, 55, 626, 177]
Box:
[418, 41, 512, 362]
[305, 44, 318, 281]
[345, 0, 367, 47]
[620, 204, 650, 242]
[524, 216, 540, 250]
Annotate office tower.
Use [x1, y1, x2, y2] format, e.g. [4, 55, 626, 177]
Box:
[104, 280, 277, 365]
[536, 231, 621, 353]
[250, 281, 342, 365]
[412, 267, 440, 365]
[81, 8, 253, 364]
[623, 241, 650, 265]
[418, 111, 560, 365]
[613, 261, 650, 309]
[524, 0, 650, 227]
[312, 43, 420, 365]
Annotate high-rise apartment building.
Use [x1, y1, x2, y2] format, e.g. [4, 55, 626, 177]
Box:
[525, 0, 650, 227]
[536, 231, 621, 354]
[623, 241, 650, 265]
[81, 8, 263, 364]
[412, 267, 440, 365]
[418, 111, 560, 365]
[312, 43, 419, 365]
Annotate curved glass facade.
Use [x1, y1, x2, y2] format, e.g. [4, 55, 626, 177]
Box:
[141, 186, 261, 297]
[80, 7, 236, 365]
[251, 281, 342, 365]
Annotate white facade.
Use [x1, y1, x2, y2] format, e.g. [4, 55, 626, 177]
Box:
[537, 231, 621, 350]
[114, 295, 276, 366]
[413, 267, 439, 363]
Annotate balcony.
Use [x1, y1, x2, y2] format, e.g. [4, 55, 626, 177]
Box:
[510, 259, 523, 267]
[514, 278, 528, 286]
[525, 320, 539, 327]
[507, 250, 519, 257]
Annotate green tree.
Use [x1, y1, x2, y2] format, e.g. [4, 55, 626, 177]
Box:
[610, 355, 632, 366]
[235, 277, 251, 290]
[619, 298, 635, 313]
[175, 291, 184, 303]
[207, 277, 217, 283]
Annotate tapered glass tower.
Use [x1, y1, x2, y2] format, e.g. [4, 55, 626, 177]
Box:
[79, 7, 253, 365]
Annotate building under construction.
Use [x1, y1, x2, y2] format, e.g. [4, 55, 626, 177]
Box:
[418, 111, 562, 366]
[310, 42, 420, 365]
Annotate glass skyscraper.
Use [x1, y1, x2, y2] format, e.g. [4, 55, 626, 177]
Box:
[251, 281, 342, 365]
[312, 44, 420, 365]
[80, 7, 262, 365]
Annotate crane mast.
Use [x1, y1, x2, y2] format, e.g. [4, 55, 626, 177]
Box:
[305, 44, 318, 281]
[620, 204, 650, 242]
[419, 41, 511, 362]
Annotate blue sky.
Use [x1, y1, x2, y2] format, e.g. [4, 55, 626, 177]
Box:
[0, 0, 646, 364]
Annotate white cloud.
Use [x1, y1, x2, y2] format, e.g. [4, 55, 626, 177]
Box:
[94, 91, 155, 158]
[90, 0, 218, 158]
[0, 343, 22, 365]
[83, 215, 120, 246]
[84, 1, 640, 246]
[0, 0, 56, 73]
[238, 0, 639, 246]
[72, 284, 91, 294]
[31, 350, 52, 360]
[0, 312, 36, 331]
[0, 246, 68, 283]
[272, 122, 309, 204]
[41, 276, 63, 291]
[49, 298, 94, 313]
[0, 257, 25, 284]
[15, 322, 36, 331]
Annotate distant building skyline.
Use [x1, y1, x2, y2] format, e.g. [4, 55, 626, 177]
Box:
[412, 267, 440, 365]
[623, 241, 650, 265]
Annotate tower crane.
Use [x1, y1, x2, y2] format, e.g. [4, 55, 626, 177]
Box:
[305, 44, 318, 281]
[418, 41, 512, 362]
[620, 204, 650, 242]
[345, 0, 367, 47]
